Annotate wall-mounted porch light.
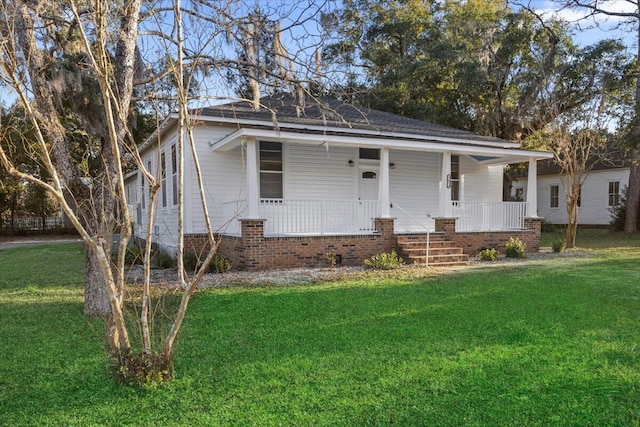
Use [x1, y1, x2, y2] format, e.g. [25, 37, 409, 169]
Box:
[348, 160, 355, 167]
[390, 163, 396, 170]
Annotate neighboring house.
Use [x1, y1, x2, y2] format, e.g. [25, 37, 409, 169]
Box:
[126, 95, 552, 270]
[511, 153, 630, 226]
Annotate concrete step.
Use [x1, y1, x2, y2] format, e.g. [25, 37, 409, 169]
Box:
[398, 240, 458, 250]
[407, 253, 470, 266]
[396, 233, 469, 266]
[396, 233, 446, 244]
[402, 246, 465, 256]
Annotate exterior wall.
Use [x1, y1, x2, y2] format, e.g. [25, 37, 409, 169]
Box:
[513, 168, 630, 225]
[461, 159, 503, 203]
[187, 125, 245, 235]
[287, 144, 356, 199]
[185, 218, 396, 270]
[183, 216, 542, 271]
[435, 217, 541, 256]
[134, 123, 247, 254]
[389, 150, 440, 231]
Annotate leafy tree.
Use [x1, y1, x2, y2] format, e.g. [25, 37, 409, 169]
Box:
[324, 0, 630, 143]
[556, 0, 640, 234]
[0, 0, 336, 385]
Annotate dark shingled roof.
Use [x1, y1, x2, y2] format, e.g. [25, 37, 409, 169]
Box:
[536, 145, 630, 176]
[198, 94, 514, 145]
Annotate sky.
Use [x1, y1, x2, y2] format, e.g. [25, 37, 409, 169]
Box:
[529, 0, 637, 49]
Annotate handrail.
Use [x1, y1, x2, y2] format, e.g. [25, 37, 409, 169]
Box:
[392, 202, 433, 267]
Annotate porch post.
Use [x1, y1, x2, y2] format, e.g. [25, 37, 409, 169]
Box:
[245, 137, 260, 219]
[440, 151, 453, 217]
[527, 158, 538, 217]
[379, 147, 391, 217]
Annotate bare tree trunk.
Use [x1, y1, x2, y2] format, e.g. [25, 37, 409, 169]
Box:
[84, 244, 112, 318]
[625, 160, 640, 233]
[625, 24, 640, 234]
[565, 194, 578, 248]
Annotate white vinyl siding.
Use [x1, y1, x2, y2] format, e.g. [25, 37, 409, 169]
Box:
[460, 157, 503, 203]
[536, 168, 630, 225]
[389, 150, 440, 232]
[187, 126, 245, 235]
[287, 144, 356, 200]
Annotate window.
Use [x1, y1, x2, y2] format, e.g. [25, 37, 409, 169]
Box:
[161, 152, 167, 207]
[141, 171, 145, 209]
[171, 144, 178, 206]
[359, 148, 380, 160]
[515, 188, 524, 201]
[450, 155, 460, 201]
[147, 161, 152, 199]
[550, 185, 559, 208]
[362, 171, 377, 179]
[260, 141, 283, 199]
[609, 181, 620, 206]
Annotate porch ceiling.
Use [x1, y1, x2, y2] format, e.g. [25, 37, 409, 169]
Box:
[209, 127, 553, 161]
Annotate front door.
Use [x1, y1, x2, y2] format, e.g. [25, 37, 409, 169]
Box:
[359, 168, 379, 200]
[357, 167, 379, 231]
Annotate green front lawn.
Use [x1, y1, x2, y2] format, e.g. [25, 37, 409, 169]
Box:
[1, 234, 640, 426]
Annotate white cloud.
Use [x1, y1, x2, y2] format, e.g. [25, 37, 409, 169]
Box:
[533, 0, 637, 25]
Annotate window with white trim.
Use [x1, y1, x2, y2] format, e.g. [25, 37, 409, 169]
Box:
[259, 141, 283, 199]
[608, 181, 620, 206]
[161, 152, 167, 207]
[171, 144, 178, 206]
[451, 155, 460, 201]
[550, 185, 559, 208]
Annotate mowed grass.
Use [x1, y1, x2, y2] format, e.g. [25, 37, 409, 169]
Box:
[1, 233, 640, 426]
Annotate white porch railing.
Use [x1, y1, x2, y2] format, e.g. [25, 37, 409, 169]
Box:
[260, 199, 380, 235]
[452, 201, 528, 231]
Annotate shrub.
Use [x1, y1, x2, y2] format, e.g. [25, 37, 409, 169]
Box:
[153, 250, 176, 269]
[209, 252, 232, 274]
[183, 251, 201, 271]
[610, 186, 627, 231]
[478, 248, 498, 261]
[364, 251, 403, 270]
[540, 219, 556, 233]
[182, 250, 231, 273]
[111, 350, 173, 388]
[505, 237, 526, 259]
[124, 245, 143, 265]
[551, 239, 565, 253]
[325, 251, 337, 268]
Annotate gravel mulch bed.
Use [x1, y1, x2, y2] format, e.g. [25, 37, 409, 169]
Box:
[124, 248, 594, 289]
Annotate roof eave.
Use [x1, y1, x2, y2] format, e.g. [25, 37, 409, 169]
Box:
[197, 114, 521, 149]
[209, 127, 552, 160]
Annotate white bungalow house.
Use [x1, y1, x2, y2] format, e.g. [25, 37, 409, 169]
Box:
[126, 95, 552, 270]
[511, 154, 630, 226]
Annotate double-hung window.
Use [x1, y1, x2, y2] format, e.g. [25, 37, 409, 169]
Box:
[609, 181, 620, 206]
[550, 185, 559, 208]
[259, 142, 283, 199]
[161, 152, 167, 207]
[171, 144, 178, 206]
[450, 155, 460, 201]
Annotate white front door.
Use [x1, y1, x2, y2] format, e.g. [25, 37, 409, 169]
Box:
[359, 168, 379, 200]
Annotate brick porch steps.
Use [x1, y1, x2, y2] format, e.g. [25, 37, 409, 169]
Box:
[396, 233, 470, 267]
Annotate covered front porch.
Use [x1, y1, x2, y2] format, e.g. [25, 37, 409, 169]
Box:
[214, 135, 544, 237]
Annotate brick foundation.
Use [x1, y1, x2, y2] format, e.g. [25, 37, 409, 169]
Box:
[184, 218, 396, 271]
[435, 216, 542, 256]
[182, 216, 542, 271]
